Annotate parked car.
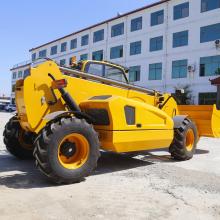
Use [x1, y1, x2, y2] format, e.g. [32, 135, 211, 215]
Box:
[5, 104, 16, 112]
[0, 103, 7, 111]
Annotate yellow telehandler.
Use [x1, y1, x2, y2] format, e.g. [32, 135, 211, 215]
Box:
[3, 59, 220, 184]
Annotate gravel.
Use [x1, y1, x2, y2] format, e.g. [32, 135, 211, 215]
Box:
[0, 112, 220, 220]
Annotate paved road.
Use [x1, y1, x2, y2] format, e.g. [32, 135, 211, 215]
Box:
[0, 112, 220, 220]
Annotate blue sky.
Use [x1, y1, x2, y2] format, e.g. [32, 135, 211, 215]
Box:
[0, 0, 156, 96]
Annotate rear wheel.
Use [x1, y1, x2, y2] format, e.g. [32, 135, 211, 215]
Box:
[169, 118, 198, 161]
[34, 117, 100, 184]
[3, 117, 36, 159]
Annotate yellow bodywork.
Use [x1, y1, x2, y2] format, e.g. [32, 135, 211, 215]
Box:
[15, 60, 220, 153]
[15, 61, 157, 133]
[80, 96, 174, 152]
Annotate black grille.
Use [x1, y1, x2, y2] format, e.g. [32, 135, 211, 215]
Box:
[85, 108, 110, 125]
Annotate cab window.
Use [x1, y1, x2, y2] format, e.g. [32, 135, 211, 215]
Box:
[105, 65, 126, 82]
[85, 62, 126, 82]
[86, 63, 104, 77]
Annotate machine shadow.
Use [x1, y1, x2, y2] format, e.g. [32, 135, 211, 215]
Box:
[195, 149, 210, 155]
[93, 151, 153, 176]
[0, 150, 51, 189]
[0, 147, 207, 189]
[0, 151, 153, 189]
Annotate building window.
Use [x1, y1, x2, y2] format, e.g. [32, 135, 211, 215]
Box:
[50, 45, 57, 55]
[151, 10, 164, 26]
[12, 72, 16, 79]
[172, 59, 188, 78]
[61, 42, 67, 52]
[23, 69, 30, 79]
[200, 55, 220, 77]
[18, 71, 23, 78]
[173, 2, 189, 20]
[12, 84, 16, 93]
[201, 0, 220, 12]
[80, 54, 88, 60]
[92, 50, 103, 61]
[150, 36, 163, 51]
[69, 58, 72, 66]
[149, 63, 162, 80]
[111, 23, 124, 37]
[200, 23, 220, 43]
[81, 34, 89, 46]
[131, 17, 142, 32]
[32, 53, 36, 61]
[129, 66, 140, 82]
[60, 59, 66, 66]
[110, 45, 123, 59]
[70, 39, 77, 49]
[199, 92, 217, 105]
[130, 41, 142, 56]
[93, 29, 104, 43]
[173, 30, 188, 48]
[39, 49, 47, 58]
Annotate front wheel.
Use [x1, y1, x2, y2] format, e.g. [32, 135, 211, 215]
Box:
[34, 117, 100, 184]
[3, 117, 36, 159]
[169, 118, 198, 161]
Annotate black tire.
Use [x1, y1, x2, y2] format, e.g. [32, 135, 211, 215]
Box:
[169, 118, 198, 161]
[34, 117, 100, 184]
[3, 117, 36, 159]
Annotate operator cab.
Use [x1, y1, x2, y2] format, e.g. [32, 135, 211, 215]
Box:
[83, 61, 129, 83]
[70, 57, 129, 84]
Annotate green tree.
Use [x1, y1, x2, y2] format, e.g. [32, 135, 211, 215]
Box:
[173, 85, 192, 105]
[215, 68, 220, 75]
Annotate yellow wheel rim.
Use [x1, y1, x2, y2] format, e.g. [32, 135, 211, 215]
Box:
[58, 133, 89, 170]
[186, 129, 195, 152]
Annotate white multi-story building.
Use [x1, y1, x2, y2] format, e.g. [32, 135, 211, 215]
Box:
[11, 0, 220, 104]
[11, 60, 31, 103]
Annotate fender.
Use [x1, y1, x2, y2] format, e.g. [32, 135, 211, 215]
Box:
[43, 110, 93, 123]
[173, 115, 188, 129]
[43, 111, 70, 121]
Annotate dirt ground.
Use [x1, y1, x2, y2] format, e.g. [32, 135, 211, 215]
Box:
[0, 112, 220, 220]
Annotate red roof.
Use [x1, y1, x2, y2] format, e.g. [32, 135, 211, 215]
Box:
[210, 76, 220, 85]
[29, 0, 170, 52]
